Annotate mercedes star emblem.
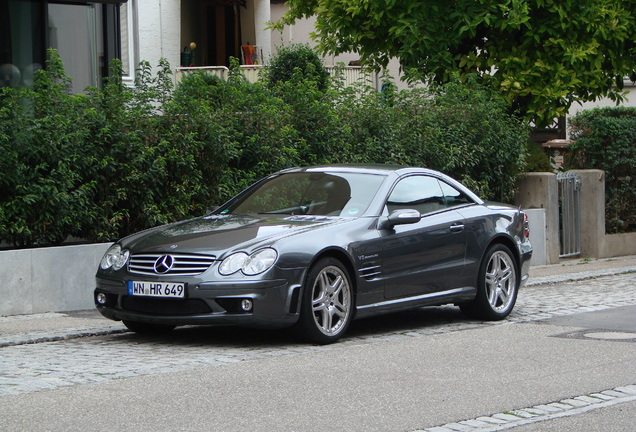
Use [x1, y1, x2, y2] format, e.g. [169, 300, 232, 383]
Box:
[153, 255, 174, 274]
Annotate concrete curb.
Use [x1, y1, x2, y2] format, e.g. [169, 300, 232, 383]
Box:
[417, 385, 636, 432]
[527, 266, 636, 287]
[0, 312, 127, 348]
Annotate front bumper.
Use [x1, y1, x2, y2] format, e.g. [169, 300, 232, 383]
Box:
[94, 276, 302, 329]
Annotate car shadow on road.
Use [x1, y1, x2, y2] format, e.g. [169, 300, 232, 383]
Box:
[109, 305, 473, 347]
[348, 305, 469, 337]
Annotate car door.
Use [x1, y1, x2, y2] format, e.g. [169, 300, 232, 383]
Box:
[380, 175, 469, 299]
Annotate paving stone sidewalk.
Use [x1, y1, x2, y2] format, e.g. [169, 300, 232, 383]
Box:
[1, 255, 635, 348]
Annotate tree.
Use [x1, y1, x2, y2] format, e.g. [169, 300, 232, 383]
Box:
[277, 0, 636, 126]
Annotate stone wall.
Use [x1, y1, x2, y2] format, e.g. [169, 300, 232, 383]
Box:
[0, 243, 110, 316]
[516, 169, 636, 265]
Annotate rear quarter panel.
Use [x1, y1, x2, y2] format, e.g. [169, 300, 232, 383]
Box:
[455, 203, 530, 284]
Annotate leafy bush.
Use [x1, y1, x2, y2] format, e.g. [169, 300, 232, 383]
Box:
[167, 58, 304, 202]
[569, 107, 636, 233]
[82, 58, 212, 240]
[524, 141, 553, 172]
[330, 76, 529, 201]
[0, 47, 529, 248]
[0, 51, 96, 246]
[395, 80, 528, 202]
[265, 43, 329, 91]
[0, 52, 222, 245]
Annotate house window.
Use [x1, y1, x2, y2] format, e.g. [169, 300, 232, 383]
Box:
[48, 3, 103, 93]
[0, 0, 125, 93]
[119, 0, 138, 84]
[0, 1, 44, 88]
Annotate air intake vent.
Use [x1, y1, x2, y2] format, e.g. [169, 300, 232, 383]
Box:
[359, 264, 381, 280]
[122, 297, 212, 315]
[128, 253, 216, 276]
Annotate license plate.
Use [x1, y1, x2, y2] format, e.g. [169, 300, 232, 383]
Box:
[127, 281, 186, 298]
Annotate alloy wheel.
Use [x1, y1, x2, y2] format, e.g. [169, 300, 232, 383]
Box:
[310, 265, 352, 337]
[484, 250, 517, 313]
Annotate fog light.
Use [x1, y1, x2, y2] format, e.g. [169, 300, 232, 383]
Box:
[96, 293, 108, 305]
[241, 299, 253, 312]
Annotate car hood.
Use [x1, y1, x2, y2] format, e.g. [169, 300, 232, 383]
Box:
[120, 214, 348, 255]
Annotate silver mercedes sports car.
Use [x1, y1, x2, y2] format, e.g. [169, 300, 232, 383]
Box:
[95, 165, 532, 344]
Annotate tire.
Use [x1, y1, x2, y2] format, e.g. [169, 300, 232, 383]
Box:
[295, 258, 354, 344]
[460, 244, 519, 320]
[122, 320, 176, 335]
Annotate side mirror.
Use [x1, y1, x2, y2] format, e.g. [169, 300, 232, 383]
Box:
[379, 209, 421, 229]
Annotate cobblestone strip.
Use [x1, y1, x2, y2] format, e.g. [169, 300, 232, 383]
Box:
[1, 274, 635, 397]
[417, 385, 636, 432]
[509, 272, 636, 323]
[0, 335, 325, 396]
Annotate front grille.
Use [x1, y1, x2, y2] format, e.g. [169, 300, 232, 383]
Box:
[122, 297, 212, 316]
[128, 253, 216, 276]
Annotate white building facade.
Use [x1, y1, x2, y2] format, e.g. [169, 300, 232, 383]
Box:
[124, 0, 367, 77]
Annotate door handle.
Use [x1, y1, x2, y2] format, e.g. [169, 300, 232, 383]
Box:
[450, 222, 465, 232]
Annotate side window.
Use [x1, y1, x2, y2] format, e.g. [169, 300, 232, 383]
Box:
[386, 176, 445, 215]
[439, 181, 473, 208]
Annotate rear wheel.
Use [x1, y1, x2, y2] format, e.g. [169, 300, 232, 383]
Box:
[122, 320, 176, 335]
[460, 244, 518, 320]
[295, 258, 354, 344]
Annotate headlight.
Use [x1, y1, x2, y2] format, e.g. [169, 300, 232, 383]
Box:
[100, 244, 130, 271]
[243, 248, 278, 275]
[218, 252, 248, 275]
[219, 248, 277, 276]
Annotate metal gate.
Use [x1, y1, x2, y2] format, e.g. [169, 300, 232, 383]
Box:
[557, 171, 582, 258]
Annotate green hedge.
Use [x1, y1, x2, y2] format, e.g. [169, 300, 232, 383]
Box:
[0, 48, 529, 247]
[569, 107, 636, 233]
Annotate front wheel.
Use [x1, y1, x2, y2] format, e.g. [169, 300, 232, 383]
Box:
[122, 320, 176, 335]
[460, 244, 519, 320]
[295, 258, 354, 344]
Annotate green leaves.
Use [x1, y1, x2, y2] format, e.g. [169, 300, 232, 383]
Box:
[0, 51, 200, 246]
[279, 0, 636, 127]
[328, 75, 528, 202]
[0, 46, 529, 247]
[569, 107, 636, 233]
[0, 51, 97, 246]
[266, 43, 330, 91]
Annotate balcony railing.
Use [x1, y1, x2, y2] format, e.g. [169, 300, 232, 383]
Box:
[175, 65, 380, 90]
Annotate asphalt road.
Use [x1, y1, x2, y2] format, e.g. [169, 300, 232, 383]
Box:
[1, 272, 635, 432]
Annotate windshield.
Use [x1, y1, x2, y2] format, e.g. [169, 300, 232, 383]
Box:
[221, 172, 386, 217]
